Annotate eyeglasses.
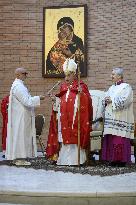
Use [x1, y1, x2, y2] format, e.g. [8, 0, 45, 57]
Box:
[21, 72, 28, 75]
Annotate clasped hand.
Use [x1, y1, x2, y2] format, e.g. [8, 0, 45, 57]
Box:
[105, 96, 112, 104]
[40, 95, 45, 100]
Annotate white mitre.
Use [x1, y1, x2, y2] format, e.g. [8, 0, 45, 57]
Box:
[63, 58, 77, 74]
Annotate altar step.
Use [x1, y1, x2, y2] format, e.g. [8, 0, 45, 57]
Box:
[1, 191, 136, 205]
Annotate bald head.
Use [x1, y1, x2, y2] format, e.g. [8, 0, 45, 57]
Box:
[15, 67, 28, 75]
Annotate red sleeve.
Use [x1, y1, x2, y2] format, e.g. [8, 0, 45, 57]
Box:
[80, 90, 93, 149]
[46, 110, 59, 157]
[1, 96, 9, 117]
[55, 82, 68, 98]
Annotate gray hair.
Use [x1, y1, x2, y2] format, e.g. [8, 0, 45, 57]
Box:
[112, 67, 124, 78]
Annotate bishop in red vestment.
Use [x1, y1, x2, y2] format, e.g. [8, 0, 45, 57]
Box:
[46, 59, 93, 165]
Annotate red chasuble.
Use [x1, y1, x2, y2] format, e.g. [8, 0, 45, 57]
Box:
[46, 80, 92, 158]
[1, 95, 9, 151]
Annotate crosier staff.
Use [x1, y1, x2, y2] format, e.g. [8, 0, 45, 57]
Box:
[70, 50, 83, 167]
[47, 81, 61, 96]
[77, 59, 81, 167]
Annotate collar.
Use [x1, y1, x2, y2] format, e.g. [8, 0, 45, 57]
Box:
[115, 80, 123, 86]
[15, 78, 24, 84]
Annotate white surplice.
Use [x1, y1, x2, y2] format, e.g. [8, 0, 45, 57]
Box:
[6, 79, 40, 160]
[103, 83, 134, 139]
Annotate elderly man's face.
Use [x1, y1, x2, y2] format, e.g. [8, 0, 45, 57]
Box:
[65, 72, 75, 85]
[17, 71, 28, 81]
[111, 71, 121, 83]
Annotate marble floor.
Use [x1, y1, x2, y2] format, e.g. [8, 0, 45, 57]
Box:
[0, 153, 136, 205]
[1, 164, 136, 194]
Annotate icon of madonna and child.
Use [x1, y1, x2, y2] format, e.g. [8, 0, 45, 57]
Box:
[45, 17, 86, 77]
